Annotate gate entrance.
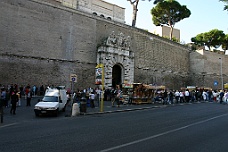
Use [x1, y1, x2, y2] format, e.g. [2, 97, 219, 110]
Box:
[96, 31, 134, 88]
[112, 64, 122, 88]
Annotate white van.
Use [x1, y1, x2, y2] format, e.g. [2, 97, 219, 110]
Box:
[34, 86, 68, 116]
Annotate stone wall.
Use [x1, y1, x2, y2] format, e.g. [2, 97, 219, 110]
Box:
[0, 0, 191, 90]
[190, 50, 228, 90]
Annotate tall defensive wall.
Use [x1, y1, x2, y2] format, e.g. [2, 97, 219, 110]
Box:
[1, 0, 226, 90]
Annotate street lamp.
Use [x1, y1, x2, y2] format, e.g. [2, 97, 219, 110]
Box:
[219, 58, 224, 90]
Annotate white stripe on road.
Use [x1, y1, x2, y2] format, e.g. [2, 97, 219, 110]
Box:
[100, 113, 228, 152]
[0, 122, 19, 128]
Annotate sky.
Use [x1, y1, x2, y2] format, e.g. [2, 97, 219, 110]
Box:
[103, 0, 228, 43]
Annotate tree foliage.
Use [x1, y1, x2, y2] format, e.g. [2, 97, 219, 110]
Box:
[191, 29, 226, 50]
[151, 0, 191, 40]
[222, 34, 228, 50]
[220, 0, 228, 10]
[127, 0, 164, 27]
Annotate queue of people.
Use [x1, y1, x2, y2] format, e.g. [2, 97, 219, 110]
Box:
[153, 89, 228, 105]
[2, 83, 228, 115]
[71, 85, 123, 108]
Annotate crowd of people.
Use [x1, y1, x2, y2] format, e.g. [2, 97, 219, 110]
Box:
[1, 83, 228, 116]
[154, 88, 228, 105]
[71, 85, 122, 108]
[0, 84, 46, 115]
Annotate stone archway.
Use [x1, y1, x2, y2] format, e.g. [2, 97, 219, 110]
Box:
[97, 31, 134, 89]
[112, 64, 122, 88]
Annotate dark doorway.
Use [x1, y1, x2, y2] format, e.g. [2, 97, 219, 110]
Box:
[112, 64, 122, 88]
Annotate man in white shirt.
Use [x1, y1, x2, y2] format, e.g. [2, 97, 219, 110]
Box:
[174, 90, 180, 104]
[185, 89, 190, 103]
[89, 92, 95, 108]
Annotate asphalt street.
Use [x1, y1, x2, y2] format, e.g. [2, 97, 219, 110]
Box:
[1, 98, 228, 152]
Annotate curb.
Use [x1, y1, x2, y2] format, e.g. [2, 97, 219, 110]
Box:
[78, 101, 210, 116]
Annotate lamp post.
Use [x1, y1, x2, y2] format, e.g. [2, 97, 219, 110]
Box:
[219, 57, 223, 90]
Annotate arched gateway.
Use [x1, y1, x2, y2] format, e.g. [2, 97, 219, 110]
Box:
[97, 31, 134, 89]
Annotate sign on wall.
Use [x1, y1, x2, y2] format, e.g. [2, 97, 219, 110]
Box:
[70, 74, 77, 82]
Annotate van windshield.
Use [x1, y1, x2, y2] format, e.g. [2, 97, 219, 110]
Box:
[42, 96, 58, 102]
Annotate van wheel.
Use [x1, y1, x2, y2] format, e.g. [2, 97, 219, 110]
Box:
[35, 113, 39, 117]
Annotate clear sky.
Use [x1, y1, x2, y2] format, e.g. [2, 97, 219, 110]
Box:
[104, 0, 228, 43]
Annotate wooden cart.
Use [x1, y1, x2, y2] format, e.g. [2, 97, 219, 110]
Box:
[132, 83, 165, 104]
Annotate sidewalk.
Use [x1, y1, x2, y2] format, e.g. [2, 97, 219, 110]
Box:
[69, 100, 170, 116]
[71, 99, 213, 116]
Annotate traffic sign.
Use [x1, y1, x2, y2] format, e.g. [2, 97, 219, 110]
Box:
[214, 81, 218, 86]
[70, 74, 77, 82]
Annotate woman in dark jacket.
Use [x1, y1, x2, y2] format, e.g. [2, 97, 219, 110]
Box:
[10, 90, 18, 115]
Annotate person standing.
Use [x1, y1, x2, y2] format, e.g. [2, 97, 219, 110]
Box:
[169, 90, 174, 104]
[33, 85, 37, 96]
[110, 87, 116, 107]
[10, 90, 19, 115]
[219, 90, 225, 104]
[26, 88, 32, 106]
[174, 90, 180, 104]
[202, 90, 207, 101]
[179, 91, 184, 103]
[224, 90, 228, 104]
[163, 90, 168, 105]
[115, 85, 121, 108]
[1, 88, 7, 107]
[40, 85, 45, 96]
[185, 89, 190, 103]
[89, 91, 95, 108]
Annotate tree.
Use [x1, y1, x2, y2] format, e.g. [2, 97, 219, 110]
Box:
[222, 34, 228, 50]
[220, 0, 228, 10]
[151, 0, 191, 40]
[191, 29, 225, 50]
[127, 0, 164, 27]
[191, 33, 205, 47]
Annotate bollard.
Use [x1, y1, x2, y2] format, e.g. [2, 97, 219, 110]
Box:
[80, 97, 87, 113]
[71, 103, 80, 116]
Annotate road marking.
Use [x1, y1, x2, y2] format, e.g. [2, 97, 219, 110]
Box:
[0, 122, 19, 128]
[100, 113, 228, 152]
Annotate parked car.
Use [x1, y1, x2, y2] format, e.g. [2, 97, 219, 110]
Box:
[34, 86, 68, 116]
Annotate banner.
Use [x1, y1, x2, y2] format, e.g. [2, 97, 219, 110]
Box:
[95, 67, 102, 85]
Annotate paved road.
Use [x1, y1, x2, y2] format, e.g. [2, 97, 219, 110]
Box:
[0, 96, 206, 126]
[1, 99, 228, 152]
